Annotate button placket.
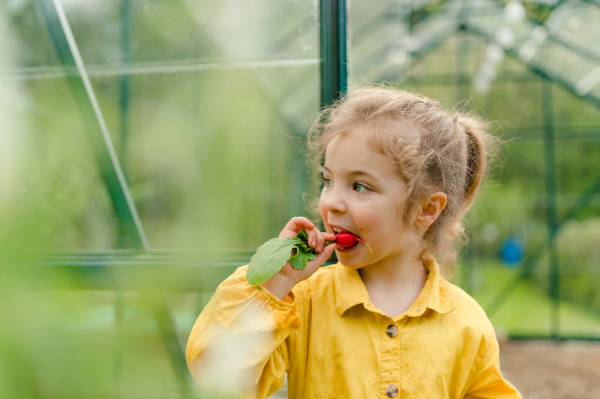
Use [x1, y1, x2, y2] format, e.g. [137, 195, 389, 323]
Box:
[382, 319, 400, 398]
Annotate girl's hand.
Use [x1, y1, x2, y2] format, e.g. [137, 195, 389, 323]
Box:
[260, 217, 336, 300]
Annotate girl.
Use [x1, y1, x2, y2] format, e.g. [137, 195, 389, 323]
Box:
[186, 86, 521, 398]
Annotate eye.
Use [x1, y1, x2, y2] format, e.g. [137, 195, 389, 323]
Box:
[320, 175, 333, 188]
[354, 182, 371, 193]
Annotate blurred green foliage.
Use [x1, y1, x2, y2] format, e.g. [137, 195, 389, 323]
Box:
[534, 218, 600, 314]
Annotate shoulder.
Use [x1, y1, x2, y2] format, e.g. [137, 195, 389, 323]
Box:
[441, 279, 496, 340]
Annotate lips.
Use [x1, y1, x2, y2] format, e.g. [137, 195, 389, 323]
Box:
[330, 225, 361, 239]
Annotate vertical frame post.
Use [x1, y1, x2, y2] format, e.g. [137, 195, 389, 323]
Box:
[320, 0, 347, 108]
[542, 78, 560, 339]
[114, 0, 133, 395]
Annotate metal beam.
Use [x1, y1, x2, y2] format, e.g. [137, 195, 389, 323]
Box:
[542, 79, 560, 338]
[320, 0, 347, 107]
[37, 0, 148, 249]
[115, 0, 133, 394]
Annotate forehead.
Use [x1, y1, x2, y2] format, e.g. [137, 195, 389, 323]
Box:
[323, 132, 398, 178]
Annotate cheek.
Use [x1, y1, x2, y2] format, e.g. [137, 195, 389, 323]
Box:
[358, 204, 403, 239]
[318, 195, 327, 223]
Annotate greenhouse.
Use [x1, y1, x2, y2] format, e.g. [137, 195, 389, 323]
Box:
[2, 0, 600, 397]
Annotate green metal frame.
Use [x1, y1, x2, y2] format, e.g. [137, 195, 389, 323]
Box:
[30, 0, 348, 393]
[320, 0, 347, 107]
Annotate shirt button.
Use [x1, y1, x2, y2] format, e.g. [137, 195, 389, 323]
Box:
[386, 324, 398, 338]
[386, 383, 399, 397]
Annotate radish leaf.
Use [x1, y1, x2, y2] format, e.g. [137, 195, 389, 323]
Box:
[290, 250, 316, 269]
[246, 230, 318, 286]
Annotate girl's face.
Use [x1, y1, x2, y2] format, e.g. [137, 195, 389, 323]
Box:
[319, 132, 416, 269]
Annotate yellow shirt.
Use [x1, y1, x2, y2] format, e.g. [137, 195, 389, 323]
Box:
[186, 257, 521, 399]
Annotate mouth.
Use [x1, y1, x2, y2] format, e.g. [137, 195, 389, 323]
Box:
[330, 226, 361, 252]
[336, 240, 360, 252]
[329, 225, 373, 254]
[331, 226, 360, 238]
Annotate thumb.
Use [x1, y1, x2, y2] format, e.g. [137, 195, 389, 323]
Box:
[320, 242, 337, 260]
[315, 243, 336, 264]
[305, 243, 337, 273]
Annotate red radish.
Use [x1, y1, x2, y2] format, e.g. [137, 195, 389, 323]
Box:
[334, 231, 373, 253]
[335, 232, 357, 247]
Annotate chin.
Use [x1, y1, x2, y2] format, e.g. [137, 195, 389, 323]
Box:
[337, 254, 369, 269]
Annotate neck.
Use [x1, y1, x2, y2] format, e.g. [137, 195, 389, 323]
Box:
[358, 254, 427, 291]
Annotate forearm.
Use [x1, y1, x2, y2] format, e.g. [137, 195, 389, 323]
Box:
[186, 266, 300, 397]
[261, 272, 297, 301]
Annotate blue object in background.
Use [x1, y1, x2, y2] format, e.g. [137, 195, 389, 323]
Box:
[500, 236, 524, 267]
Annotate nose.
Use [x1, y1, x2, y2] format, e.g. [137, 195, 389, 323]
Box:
[321, 185, 347, 215]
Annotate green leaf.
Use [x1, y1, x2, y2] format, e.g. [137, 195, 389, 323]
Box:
[288, 233, 317, 270]
[296, 230, 310, 242]
[246, 238, 297, 286]
[289, 250, 316, 269]
[246, 230, 322, 286]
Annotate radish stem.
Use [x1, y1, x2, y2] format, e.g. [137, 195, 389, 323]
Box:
[357, 237, 373, 253]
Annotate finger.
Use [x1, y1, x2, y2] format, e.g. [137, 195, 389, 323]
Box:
[315, 243, 337, 265]
[323, 232, 336, 242]
[280, 217, 315, 238]
[306, 225, 320, 250]
[304, 243, 336, 275]
[287, 217, 315, 232]
[315, 229, 325, 253]
[321, 242, 337, 258]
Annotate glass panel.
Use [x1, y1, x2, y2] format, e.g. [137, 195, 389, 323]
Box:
[57, 0, 320, 250]
[1, 1, 118, 252]
[1, 1, 64, 73]
[528, 39, 598, 87]
[348, 0, 600, 342]
[553, 83, 600, 128]
[349, 0, 451, 85]
[545, 1, 600, 57]
[2, 1, 320, 397]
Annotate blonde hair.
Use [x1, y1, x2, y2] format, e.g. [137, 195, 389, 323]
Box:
[306, 85, 497, 273]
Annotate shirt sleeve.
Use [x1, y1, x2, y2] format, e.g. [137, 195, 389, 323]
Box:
[186, 265, 302, 399]
[464, 331, 522, 399]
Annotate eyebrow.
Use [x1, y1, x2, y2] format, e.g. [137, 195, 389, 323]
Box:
[322, 165, 380, 181]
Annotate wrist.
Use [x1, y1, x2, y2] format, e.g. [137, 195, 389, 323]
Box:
[261, 273, 296, 301]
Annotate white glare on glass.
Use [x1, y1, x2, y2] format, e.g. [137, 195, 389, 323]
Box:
[504, 0, 526, 25]
[568, 16, 581, 31]
[495, 26, 516, 49]
[388, 48, 408, 66]
[401, 36, 421, 53]
[486, 44, 505, 64]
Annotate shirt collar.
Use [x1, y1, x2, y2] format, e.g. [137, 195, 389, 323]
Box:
[334, 254, 456, 318]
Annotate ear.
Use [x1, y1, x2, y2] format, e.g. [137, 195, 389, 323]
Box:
[416, 192, 447, 229]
